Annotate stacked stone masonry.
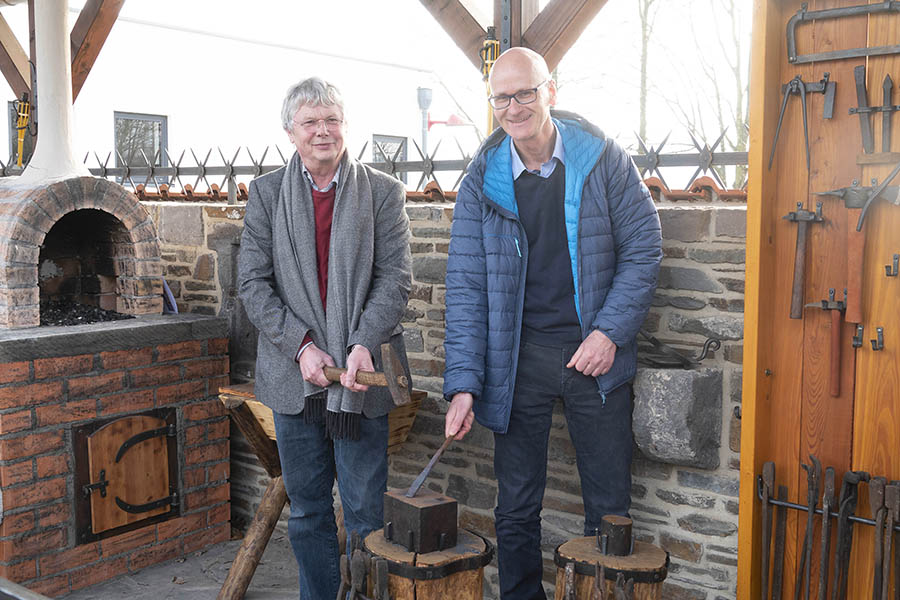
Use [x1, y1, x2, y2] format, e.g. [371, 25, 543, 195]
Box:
[0, 317, 231, 597]
[146, 186, 746, 599]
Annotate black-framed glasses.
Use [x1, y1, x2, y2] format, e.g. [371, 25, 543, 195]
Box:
[488, 80, 549, 110]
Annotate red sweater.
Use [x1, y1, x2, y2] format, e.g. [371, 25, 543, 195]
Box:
[300, 186, 335, 350]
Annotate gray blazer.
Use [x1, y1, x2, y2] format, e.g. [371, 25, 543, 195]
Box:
[238, 152, 412, 417]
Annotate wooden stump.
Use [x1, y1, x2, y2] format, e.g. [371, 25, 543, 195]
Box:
[553, 537, 668, 600]
[365, 528, 494, 600]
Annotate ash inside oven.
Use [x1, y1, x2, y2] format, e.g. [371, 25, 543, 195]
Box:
[40, 301, 135, 326]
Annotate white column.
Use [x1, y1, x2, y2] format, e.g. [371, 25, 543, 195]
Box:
[16, 0, 90, 186]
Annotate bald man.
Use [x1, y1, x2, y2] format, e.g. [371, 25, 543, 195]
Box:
[443, 48, 662, 598]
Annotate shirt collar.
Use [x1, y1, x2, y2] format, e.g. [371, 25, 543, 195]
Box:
[301, 161, 342, 192]
[510, 125, 565, 180]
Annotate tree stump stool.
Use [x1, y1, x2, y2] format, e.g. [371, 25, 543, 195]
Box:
[553, 535, 668, 600]
[217, 382, 424, 600]
[364, 528, 494, 600]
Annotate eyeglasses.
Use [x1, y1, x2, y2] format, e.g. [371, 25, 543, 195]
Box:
[293, 117, 344, 133]
[488, 80, 549, 109]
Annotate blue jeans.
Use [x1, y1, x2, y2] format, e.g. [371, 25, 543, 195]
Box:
[273, 410, 388, 600]
[494, 339, 633, 600]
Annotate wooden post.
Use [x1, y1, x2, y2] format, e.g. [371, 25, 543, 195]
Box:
[216, 476, 289, 600]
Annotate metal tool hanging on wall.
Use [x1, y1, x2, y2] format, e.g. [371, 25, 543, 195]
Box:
[752, 459, 900, 600]
[849, 66, 900, 155]
[852, 66, 877, 154]
[768, 73, 835, 171]
[818, 158, 900, 232]
[783, 202, 825, 319]
[815, 160, 900, 323]
[787, 1, 900, 64]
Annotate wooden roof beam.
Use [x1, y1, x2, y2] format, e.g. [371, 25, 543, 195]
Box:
[419, 0, 486, 71]
[0, 13, 31, 99]
[70, 0, 124, 101]
[522, 0, 608, 72]
[493, 0, 538, 50]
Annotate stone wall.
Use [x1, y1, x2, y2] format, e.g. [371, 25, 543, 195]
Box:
[144, 191, 746, 599]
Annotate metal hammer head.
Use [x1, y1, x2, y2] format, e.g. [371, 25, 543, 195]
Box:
[380, 341, 411, 406]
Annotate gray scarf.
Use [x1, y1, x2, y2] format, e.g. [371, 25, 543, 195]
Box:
[280, 152, 374, 439]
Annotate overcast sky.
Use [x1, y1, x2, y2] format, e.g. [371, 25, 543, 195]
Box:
[1, 1, 751, 188]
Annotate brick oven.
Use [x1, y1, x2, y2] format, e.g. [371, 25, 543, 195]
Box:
[0, 3, 231, 595]
[0, 177, 165, 328]
[0, 315, 231, 597]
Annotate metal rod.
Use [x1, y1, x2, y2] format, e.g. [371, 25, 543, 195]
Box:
[757, 475, 900, 532]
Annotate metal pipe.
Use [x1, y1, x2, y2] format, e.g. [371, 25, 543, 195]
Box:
[16, 0, 89, 186]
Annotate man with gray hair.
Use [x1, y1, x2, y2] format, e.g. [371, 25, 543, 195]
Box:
[238, 77, 411, 600]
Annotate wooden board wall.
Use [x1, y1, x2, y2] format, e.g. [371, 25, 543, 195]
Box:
[740, 1, 900, 598]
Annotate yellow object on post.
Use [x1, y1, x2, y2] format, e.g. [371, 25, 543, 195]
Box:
[14, 93, 29, 168]
[480, 26, 500, 134]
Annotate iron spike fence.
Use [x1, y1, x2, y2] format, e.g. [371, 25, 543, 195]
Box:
[0, 133, 749, 203]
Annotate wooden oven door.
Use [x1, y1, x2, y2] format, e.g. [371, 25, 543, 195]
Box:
[86, 414, 173, 534]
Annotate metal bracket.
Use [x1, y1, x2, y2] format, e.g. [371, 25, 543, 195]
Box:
[82, 469, 108, 498]
[499, 0, 511, 53]
[871, 327, 885, 351]
[852, 325, 865, 348]
[887, 253, 899, 277]
[787, 2, 900, 64]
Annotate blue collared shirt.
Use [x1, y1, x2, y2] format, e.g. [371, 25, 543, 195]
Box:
[301, 161, 342, 191]
[510, 126, 566, 180]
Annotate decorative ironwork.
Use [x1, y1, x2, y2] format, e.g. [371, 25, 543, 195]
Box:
[0, 132, 748, 202]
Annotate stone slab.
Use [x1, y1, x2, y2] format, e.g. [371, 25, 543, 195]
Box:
[0, 314, 228, 362]
[632, 367, 723, 469]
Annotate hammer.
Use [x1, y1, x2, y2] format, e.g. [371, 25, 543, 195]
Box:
[322, 342, 411, 405]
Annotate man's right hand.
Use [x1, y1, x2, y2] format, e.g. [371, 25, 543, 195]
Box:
[445, 392, 475, 440]
[298, 343, 335, 388]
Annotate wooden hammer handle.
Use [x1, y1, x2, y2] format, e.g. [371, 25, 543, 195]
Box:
[790, 221, 809, 319]
[323, 366, 389, 387]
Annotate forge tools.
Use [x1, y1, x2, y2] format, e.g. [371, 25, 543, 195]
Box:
[783, 202, 825, 319]
[795, 456, 822, 600]
[815, 157, 900, 323]
[754, 459, 900, 600]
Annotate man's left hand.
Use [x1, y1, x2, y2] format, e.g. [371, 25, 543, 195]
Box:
[341, 344, 373, 392]
[567, 330, 617, 377]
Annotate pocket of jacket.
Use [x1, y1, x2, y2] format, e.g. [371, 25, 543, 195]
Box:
[484, 233, 522, 258]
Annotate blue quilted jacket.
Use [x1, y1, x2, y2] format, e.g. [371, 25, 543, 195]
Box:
[442, 110, 662, 434]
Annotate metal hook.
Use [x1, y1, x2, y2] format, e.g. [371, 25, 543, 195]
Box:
[852, 325, 864, 348]
[886, 253, 899, 277]
[871, 327, 885, 351]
